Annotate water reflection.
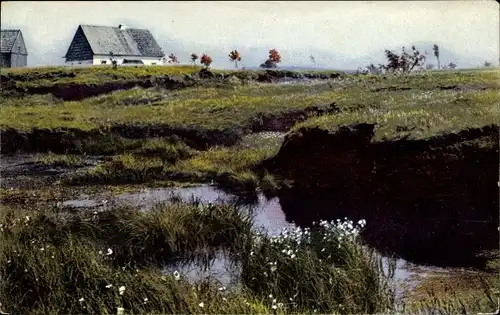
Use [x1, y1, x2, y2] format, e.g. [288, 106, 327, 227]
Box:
[60, 185, 438, 289]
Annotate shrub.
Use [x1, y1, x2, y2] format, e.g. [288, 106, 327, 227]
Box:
[200, 54, 213, 69]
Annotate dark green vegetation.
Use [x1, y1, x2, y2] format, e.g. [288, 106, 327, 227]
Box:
[0, 201, 395, 315]
[1, 65, 499, 314]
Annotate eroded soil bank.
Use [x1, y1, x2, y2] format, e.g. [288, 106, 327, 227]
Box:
[261, 123, 500, 268]
[0, 69, 343, 101]
[0, 103, 338, 154]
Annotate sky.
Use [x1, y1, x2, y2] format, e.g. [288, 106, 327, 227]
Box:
[1, 1, 499, 69]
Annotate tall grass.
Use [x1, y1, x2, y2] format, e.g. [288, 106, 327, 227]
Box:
[0, 199, 400, 314]
[1, 198, 496, 314]
[0, 199, 256, 314]
[241, 219, 396, 314]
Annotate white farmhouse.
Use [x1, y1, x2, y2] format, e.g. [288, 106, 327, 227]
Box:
[64, 24, 165, 66]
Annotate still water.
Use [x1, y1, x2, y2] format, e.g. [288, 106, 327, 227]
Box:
[60, 185, 445, 292]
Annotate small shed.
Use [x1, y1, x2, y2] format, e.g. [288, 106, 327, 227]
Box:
[1, 29, 28, 68]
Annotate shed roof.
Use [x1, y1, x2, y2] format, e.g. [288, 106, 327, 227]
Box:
[1, 29, 21, 53]
[77, 25, 164, 57]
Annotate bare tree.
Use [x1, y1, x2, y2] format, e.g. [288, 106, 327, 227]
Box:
[379, 46, 426, 73]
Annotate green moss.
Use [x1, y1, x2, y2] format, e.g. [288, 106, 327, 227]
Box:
[35, 153, 86, 167]
[291, 89, 500, 141]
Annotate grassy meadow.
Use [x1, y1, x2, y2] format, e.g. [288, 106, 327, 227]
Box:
[1, 65, 499, 314]
[0, 67, 498, 133]
[2, 67, 497, 190]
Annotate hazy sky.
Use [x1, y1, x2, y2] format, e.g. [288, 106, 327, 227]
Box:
[1, 1, 499, 68]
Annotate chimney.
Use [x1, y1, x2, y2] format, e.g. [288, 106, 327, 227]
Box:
[118, 24, 126, 30]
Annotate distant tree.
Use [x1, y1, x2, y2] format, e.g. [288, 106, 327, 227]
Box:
[426, 63, 435, 70]
[484, 61, 492, 67]
[191, 53, 199, 66]
[433, 44, 440, 70]
[228, 50, 242, 68]
[200, 54, 213, 68]
[380, 46, 426, 73]
[167, 53, 179, 64]
[269, 49, 282, 64]
[260, 49, 282, 69]
[448, 62, 457, 69]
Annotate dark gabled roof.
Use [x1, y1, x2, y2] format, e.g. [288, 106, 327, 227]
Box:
[1, 29, 21, 53]
[75, 25, 164, 57]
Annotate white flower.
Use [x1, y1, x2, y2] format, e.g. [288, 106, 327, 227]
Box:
[106, 248, 113, 256]
[277, 303, 283, 308]
[116, 307, 125, 315]
[143, 298, 148, 302]
[78, 297, 84, 302]
[98, 250, 103, 255]
[272, 305, 277, 310]
[106, 284, 113, 288]
[269, 294, 273, 298]
[223, 297, 227, 301]
[198, 302, 204, 308]
[40, 247, 44, 251]
[118, 286, 126, 295]
[25, 216, 30, 221]
[173, 271, 180, 281]
[290, 254, 296, 259]
[218, 286, 226, 291]
[272, 299, 277, 303]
